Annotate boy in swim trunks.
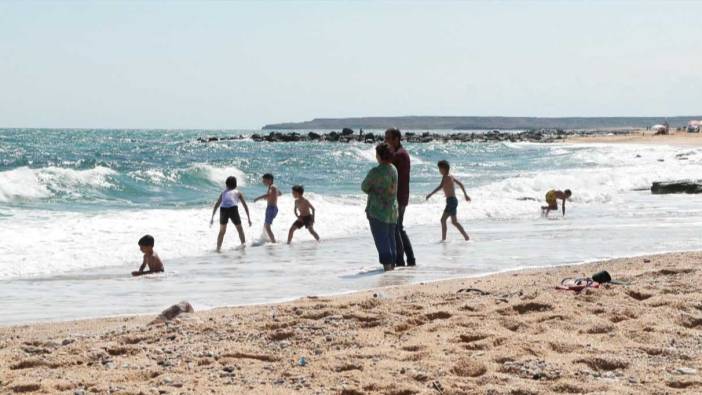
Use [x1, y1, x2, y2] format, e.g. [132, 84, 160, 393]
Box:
[426, 160, 471, 241]
[210, 176, 252, 251]
[541, 189, 572, 217]
[132, 235, 164, 276]
[287, 185, 320, 244]
[254, 173, 282, 243]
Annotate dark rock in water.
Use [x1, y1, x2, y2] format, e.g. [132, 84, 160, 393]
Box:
[199, 128, 625, 144]
[651, 180, 702, 194]
[150, 301, 194, 325]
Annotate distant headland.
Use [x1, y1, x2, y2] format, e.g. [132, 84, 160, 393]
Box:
[262, 116, 701, 130]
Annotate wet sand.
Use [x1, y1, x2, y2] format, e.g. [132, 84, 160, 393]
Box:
[567, 130, 702, 146]
[1, 251, 702, 394]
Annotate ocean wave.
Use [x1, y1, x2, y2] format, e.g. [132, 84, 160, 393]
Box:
[129, 164, 247, 187]
[0, 166, 116, 203]
[186, 164, 247, 186]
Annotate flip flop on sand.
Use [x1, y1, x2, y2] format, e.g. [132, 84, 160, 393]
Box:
[556, 277, 600, 292]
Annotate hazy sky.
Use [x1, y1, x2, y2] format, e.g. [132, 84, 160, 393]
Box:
[1, 1, 701, 129]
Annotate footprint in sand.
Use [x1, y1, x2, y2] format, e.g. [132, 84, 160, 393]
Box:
[268, 331, 295, 341]
[626, 289, 653, 301]
[678, 313, 702, 329]
[10, 383, 41, 393]
[512, 302, 553, 315]
[500, 318, 526, 332]
[334, 363, 363, 372]
[401, 345, 426, 352]
[424, 311, 452, 321]
[451, 358, 487, 377]
[576, 356, 628, 371]
[10, 359, 57, 370]
[458, 333, 490, 343]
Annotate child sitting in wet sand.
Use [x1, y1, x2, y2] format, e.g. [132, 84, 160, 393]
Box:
[210, 176, 252, 251]
[542, 189, 572, 217]
[254, 173, 282, 243]
[287, 185, 320, 244]
[426, 160, 471, 241]
[132, 235, 164, 276]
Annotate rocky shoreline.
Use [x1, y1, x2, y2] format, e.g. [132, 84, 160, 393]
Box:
[197, 128, 635, 144]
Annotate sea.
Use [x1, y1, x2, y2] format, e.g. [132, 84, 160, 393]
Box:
[2, 128, 702, 325]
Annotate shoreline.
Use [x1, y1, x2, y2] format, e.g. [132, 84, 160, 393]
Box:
[566, 130, 702, 146]
[3, 247, 697, 328]
[2, 252, 701, 393]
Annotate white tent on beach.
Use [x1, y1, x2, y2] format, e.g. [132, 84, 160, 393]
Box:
[652, 123, 669, 134]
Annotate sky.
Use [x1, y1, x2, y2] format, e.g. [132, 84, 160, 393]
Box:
[1, 1, 701, 129]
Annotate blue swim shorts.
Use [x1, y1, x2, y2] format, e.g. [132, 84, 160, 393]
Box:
[265, 205, 278, 225]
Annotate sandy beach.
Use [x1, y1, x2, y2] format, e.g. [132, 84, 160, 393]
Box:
[2, 252, 701, 394]
[567, 130, 702, 146]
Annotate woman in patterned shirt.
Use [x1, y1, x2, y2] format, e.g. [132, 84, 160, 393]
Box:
[362, 143, 399, 271]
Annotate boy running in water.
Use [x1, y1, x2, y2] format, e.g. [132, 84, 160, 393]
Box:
[287, 185, 320, 244]
[254, 173, 282, 243]
[426, 160, 471, 241]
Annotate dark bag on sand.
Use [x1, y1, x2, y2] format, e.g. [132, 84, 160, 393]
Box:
[592, 271, 612, 284]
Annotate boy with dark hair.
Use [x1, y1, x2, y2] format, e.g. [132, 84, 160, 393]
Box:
[254, 173, 282, 243]
[210, 176, 252, 251]
[426, 160, 471, 241]
[132, 234, 164, 276]
[542, 189, 572, 217]
[287, 185, 320, 244]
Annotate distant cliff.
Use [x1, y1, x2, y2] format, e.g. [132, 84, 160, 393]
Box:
[262, 116, 700, 130]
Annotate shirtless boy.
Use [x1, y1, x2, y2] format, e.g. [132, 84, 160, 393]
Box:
[426, 160, 471, 241]
[254, 173, 282, 243]
[542, 189, 572, 217]
[287, 185, 320, 244]
[132, 235, 164, 276]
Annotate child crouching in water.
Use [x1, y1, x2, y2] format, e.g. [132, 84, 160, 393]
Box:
[287, 185, 320, 244]
[426, 160, 471, 241]
[211, 176, 252, 251]
[132, 234, 164, 276]
[541, 189, 572, 217]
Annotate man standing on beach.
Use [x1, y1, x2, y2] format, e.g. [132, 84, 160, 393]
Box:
[385, 128, 416, 266]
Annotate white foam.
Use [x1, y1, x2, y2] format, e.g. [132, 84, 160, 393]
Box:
[3, 143, 702, 279]
[0, 166, 116, 202]
[131, 169, 177, 185]
[189, 163, 247, 186]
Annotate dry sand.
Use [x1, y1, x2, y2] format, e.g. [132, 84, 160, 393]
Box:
[566, 130, 702, 146]
[1, 252, 702, 394]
